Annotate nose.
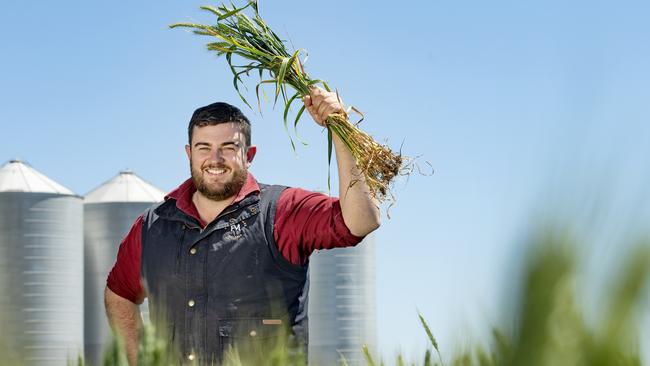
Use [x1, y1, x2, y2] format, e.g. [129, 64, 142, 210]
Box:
[212, 149, 226, 162]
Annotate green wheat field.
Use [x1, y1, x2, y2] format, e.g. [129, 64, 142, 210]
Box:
[1, 228, 648, 366]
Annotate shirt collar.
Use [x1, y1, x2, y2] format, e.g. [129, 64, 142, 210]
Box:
[165, 172, 260, 225]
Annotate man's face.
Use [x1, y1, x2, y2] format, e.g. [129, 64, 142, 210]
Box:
[185, 123, 256, 201]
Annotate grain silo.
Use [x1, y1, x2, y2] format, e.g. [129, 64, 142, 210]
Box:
[308, 234, 377, 366]
[83, 170, 165, 366]
[0, 160, 84, 365]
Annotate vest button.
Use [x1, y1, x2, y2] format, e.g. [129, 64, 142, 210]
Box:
[189, 248, 197, 255]
[187, 353, 195, 361]
[249, 330, 257, 337]
[188, 300, 195, 307]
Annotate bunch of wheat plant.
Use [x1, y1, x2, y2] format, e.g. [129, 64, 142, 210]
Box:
[170, 1, 406, 202]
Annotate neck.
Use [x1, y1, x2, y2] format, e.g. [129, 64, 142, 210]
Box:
[192, 191, 236, 226]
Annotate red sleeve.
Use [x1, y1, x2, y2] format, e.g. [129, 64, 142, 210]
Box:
[274, 188, 364, 265]
[106, 215, 145, 304]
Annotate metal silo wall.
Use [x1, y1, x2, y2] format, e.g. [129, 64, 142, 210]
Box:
[0, 192, 84, 365]
[83, 202, 152, 366]
[308, 235, 377, 366]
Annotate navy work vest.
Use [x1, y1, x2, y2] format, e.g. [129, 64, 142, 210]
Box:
[140, 184, 309, 363]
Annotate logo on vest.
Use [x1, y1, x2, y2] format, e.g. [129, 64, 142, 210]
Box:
[219, 222, 245, 243]
[230, 223, 242, 237]
[212, 221, 247, 251]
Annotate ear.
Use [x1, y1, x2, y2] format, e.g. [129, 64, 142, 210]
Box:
[245, 146, 257, 168]
[185, 144, 191, 160]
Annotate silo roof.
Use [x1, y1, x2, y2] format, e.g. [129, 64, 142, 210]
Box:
[0, 159, 75, 195]
[84, 170, 166, 203]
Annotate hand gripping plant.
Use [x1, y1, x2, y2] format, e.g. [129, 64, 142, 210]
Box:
[171, 1, 408, 203]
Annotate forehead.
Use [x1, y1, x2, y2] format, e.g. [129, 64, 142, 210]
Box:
[191, 123, 245, 144]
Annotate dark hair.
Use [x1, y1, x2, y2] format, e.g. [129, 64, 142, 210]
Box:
[188, 102, 251, 146]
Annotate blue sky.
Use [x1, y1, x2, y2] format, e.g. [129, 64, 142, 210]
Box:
[2, 0, 650, 361]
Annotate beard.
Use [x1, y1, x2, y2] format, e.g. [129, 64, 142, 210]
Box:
[190, 161, 248, 201]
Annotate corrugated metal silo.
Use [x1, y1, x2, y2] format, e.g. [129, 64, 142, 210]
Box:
[83, 170, 165, 366]
[308, 234, 377, 366]
[0, 160, 84, 365]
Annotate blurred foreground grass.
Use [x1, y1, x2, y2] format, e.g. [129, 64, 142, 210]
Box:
[414, 234, 650, 366]
[2, 233, 649, 365]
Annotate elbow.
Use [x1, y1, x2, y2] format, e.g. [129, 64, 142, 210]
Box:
[367, 215, 381, 234]
[367, 206, 382, 233]
[351, 215, 381, 238]
[341, 201, 381, 237]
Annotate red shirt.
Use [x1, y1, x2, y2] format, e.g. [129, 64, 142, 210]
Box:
[106, 173, 363, 303]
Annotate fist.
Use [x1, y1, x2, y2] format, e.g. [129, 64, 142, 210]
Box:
[303, 87, 345, 126]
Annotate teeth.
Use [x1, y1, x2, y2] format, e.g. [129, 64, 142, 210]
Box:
[206, 168, 226, 175]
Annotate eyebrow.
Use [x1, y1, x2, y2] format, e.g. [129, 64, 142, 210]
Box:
[193, 141, 240, 148]
[221, 141, 240, 147]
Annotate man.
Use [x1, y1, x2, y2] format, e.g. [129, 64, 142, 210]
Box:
[104, 88, 380, 365]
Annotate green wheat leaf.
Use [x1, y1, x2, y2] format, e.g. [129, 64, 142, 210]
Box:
[362, 344, 376, 366]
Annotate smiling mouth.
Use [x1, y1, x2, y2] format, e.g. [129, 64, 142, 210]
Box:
[204, 167, 228, 176]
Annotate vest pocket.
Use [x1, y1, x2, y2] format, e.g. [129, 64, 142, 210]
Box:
[217, 318, 286, 362]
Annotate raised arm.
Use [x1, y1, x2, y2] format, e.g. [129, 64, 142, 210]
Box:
[304, 87, 381, 237]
